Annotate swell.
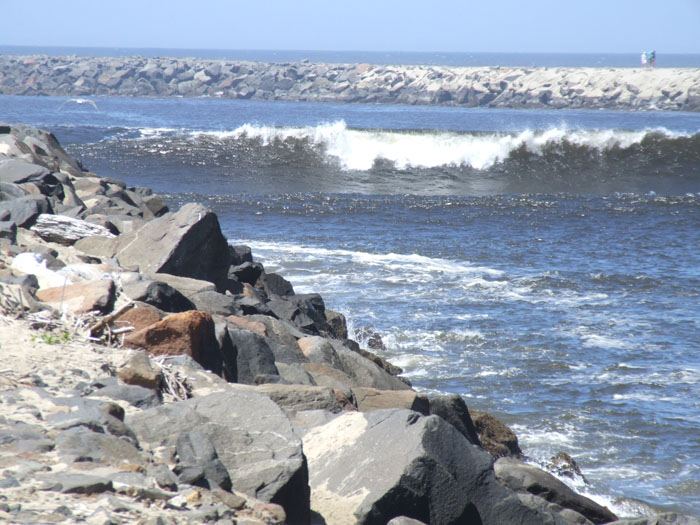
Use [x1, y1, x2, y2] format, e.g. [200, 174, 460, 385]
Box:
[123, 121, 700, 172]
[63, 121, 700, 195]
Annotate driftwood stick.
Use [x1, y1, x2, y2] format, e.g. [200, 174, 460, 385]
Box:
[88, 301, 135, 337]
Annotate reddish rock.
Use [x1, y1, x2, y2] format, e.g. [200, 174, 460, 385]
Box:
[124, 310, 220, 371]
[36, 279, 115, 315]
[109, 301, 164, 333]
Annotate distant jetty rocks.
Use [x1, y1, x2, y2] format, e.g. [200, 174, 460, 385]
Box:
[2, 54, 699, 111]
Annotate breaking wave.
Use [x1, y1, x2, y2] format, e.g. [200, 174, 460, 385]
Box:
[132, 120, 699, 172]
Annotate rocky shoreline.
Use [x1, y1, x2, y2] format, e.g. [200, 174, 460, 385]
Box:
[2, 54, 700, 111]
[1, 125, 697, 524]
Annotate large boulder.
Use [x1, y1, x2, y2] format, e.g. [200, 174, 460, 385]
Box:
[226, 327, 279, 384]
[0, 195, 52, 227]
[352, 387, 429, 414]
[494, 457, 617, 524]
[123, 310, 225, 375]
[116, 203, 230, 290]
[36, 279, 115, 315]
[127, 391, 309, 523]
[330, 340, 411, 391]
[428, 394, 482, 446]
[303, 409, 554, 525]
[30, 213, 115, 245]
[121, 279, 195, 313]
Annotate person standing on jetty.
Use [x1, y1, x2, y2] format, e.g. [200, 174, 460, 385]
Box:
[641, 50, 657, 68]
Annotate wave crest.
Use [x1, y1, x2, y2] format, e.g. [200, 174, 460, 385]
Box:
[151, 120, 696, 171]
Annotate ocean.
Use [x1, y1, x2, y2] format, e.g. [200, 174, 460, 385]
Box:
[3, 45, 700, 68]
[1, 94, 699, 517]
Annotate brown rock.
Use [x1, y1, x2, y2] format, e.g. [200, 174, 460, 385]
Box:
[117, 350, 162, 390]
[226, 315, 267, 337]
[36, 279, 115, 315]
[471, 410, 522, 458]
[109, 301, 164, 333]
[123, 311, 220, 371]
[352, 387, 429, 414]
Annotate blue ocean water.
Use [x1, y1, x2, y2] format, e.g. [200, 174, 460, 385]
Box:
[1, 94, 699, 516]
[3, 45, 700, 68]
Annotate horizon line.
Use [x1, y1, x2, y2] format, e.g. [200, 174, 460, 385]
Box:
[1, 44, 698, 56]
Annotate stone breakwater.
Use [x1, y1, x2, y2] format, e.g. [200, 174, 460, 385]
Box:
[2, 54, 700, 111]
[0, 125, 698, 524]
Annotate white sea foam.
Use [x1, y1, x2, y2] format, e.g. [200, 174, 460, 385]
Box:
[237, 239, 503, 277]
[582, 334, 633, 350]
[183, 120, 687, 170]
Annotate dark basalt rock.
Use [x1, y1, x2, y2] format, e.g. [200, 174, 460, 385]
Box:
[122, 280, 196, 313]
[494, 457, 617, 524]
[259, 272, 295, 297]
[228, 244, 253, 266]
[227, 327, 279, 385]
[228, 261, 264, 285]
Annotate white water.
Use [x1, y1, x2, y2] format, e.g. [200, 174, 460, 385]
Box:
[177, 120, 687, 170]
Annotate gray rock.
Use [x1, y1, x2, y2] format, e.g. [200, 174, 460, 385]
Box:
[227, 327, 279, 384]
[228, 244, 253, 266]
[116, 203, 231, 290]
[0, 158, 50, 184]
[427, 393, 481, 446]
[259, 272, 295, 297]
[55, 427, 144, 465]
[122, 279, 195, 313]
[330, 340, 412, 391]
[229, 261, 263, 285]
[0, 220, 16, 243]
[267, 297, 317, 332]
[276, 362, 316, 385]
[47, 397, 136, 443]
[253, 383, 350, 414]
[147, 463, 178, 491]
[303, 409, 553, 525]
[0, 195, 52, 227]
[190, 289, 238, 316]
[127, 390, 309, 523]
[324, 309, 347, 339]
[175, 430, 232, 491]
[91, 383, 162, 408]
[516, 493, 594, 525]
[42, 473, 113, 495]
[494, 457, 617, 524]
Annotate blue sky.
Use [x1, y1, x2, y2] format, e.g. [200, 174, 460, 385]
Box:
[3, 0, 700, 53]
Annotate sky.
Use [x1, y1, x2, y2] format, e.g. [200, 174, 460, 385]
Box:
[2, 0, 700, 54]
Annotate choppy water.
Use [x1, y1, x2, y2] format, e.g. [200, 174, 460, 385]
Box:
[2, 95, 699, 516]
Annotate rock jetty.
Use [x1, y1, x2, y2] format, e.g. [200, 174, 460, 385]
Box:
[1, 124, 698, 524]
[2, 54, 700, 111]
